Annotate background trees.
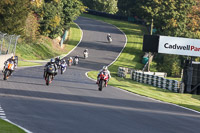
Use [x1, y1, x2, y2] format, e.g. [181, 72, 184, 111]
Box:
[0, 0, 30, 35]
[81, 0, 118, 14]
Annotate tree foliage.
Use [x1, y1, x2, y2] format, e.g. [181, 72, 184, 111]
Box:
[0, 0, 30, 35]
[81, 0, 118, 14]
[36, 0, 85, 38]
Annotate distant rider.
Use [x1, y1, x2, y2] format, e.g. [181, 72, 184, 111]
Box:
[107, 33, 112, 42]
[44, 58, 58, 78]
[96, 66, 111, 87]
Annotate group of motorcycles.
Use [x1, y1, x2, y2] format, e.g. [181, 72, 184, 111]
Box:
[44, 56, 80, 86]
[2, 34, 112, 90]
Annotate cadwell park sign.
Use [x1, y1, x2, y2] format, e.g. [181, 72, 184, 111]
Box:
[143, 35, 200, 57]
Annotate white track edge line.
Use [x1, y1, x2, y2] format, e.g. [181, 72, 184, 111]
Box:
[1, 22, 84, 133]
[84, 17, 200, 114]
[4, 119, 32, 133]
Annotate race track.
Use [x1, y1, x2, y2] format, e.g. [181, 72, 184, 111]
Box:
[0, 17, 200, 133]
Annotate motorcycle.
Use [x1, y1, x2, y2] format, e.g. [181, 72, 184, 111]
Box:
[83, 51, 88, 59]
[74, 57, 79, 65]
[60, 60, 67, 74]
[68, 59, 73, 66]
[44, 64, 55, 86]
[55, 59, 61, 69]
[3, 61, 15, 80]
[98, 72, 109, 91]
[107, 36, 112, 43]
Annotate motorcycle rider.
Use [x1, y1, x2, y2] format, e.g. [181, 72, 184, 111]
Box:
[44, 58, 58, 78]
[83, 49, 88, 58]
[107, 33, 112, 42]
[68, 57, 73, 66]
[96, 66, 111, 87]
[2, 56, 17, 75]
[74, 55, 79, 63]
[55, 56, 61, 68]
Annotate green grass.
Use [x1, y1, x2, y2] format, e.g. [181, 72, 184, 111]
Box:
[16, 22, 81, 66]
[84, 14, 200, 112]
[0, 119, 26, 133]
[18, 61, 41, 67]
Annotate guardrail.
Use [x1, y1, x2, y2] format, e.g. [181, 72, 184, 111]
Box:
[131, 71, 179, 92]
[118, 67, 179, 92]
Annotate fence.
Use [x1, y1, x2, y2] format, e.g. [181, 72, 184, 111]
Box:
[0, 32, 20, 55]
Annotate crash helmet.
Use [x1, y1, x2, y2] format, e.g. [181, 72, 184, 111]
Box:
[11, 56, 15, 60]
[108, 33, 111, 36]
[50, 58, 55, 63]
[102, 66, 108, 71]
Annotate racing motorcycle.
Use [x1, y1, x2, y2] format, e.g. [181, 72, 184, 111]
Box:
[83, 51, 88, 59]
[61, 60, 67, 74]
[68, 58, 73, 66]
[44, 64, 55, 86]
[98, 72, 109, 91]
[3, 61, 15, 80]
[74, 57, 79, 65]
[55, 59, 61, 69]
[107, 35, 112, 43]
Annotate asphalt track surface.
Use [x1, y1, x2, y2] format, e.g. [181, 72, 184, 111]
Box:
[0, 17, 200, 133]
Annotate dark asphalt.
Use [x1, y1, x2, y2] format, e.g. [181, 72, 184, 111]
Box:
[0, 17, 200, 133]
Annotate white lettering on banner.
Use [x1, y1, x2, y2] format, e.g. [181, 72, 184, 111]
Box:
[158, 36, 200, 57]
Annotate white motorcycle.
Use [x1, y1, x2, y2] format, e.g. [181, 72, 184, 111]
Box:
[83, 51, 88, 59]
[107, 35, 112, 43]
[74, 58, 79, 65]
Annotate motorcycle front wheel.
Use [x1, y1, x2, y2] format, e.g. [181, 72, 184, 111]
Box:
[98, 80, 104, 91]
[3, 70, 10, 80]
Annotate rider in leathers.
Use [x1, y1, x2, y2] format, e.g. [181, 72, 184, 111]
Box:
[44, 58, 58, 78]
[2, 56, 17, 75]
[96, 66, 111, 87]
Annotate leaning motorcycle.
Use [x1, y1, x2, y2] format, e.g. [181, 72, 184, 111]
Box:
[3, 61, 15, 80]
[107, 36, 112, 43]
[60, 61, 67, 74]
[98, 72, 109, 91]
[44, 64, 55, 86]
[83, 51, 88, 59]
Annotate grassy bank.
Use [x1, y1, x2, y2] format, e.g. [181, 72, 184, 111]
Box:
[0, 119, 26, 133]
[84, 14, 200, 112]
[16, 22, 81, 66]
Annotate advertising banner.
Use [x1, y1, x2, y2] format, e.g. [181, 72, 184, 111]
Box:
[158, 36, 200, 57]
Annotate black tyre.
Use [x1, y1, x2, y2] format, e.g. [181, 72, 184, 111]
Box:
[3, 70, 9, 80]
[46, 74, 50, 86]
[98, 80, 104, 91]
[61, 69, 63, 74]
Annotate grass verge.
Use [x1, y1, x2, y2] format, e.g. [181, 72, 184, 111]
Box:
[84, 13, 200, 112]
[0, 119, 26, 133]
[16, 22, 81, 66]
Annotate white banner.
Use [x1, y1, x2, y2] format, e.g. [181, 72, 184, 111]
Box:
[158, 36, 200, 57]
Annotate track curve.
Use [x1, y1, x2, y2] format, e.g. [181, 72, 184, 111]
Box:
[0, 17, 200, 133]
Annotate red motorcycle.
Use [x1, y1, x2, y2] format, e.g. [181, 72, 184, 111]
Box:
[98, 71, 109, 91]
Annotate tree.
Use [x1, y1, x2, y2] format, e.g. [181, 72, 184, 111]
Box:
[0, 0, 30, 35]
[81, 0, 118, 14]
[117, 0, 136, 16]
[36, 0, 85, 38]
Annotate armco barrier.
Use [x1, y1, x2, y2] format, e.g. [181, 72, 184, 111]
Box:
[131, 71, 179, 92]
[0, 53, 13, 70]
